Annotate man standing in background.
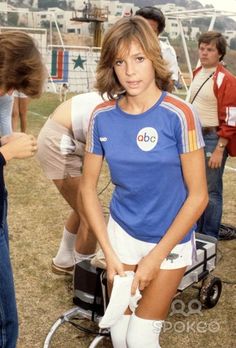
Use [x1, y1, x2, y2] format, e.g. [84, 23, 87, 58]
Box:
[190, 31, 236, 240]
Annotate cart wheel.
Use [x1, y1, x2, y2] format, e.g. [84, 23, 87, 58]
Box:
[199, 275, 222, 309]
[88, 334, 112, 348]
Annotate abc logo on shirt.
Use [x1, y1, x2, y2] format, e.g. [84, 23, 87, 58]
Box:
[136, 127, 158, 151]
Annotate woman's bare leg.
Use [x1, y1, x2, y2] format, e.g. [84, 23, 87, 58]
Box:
[136, 267, 186, 319]
[18, 97, 29, 132]
[12, 97, 19, 131]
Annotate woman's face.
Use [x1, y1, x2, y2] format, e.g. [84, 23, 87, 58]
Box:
[113, 40, 156, 98]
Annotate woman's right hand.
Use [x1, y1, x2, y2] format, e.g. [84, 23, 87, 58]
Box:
[0, 133, 37, 161]
[105, 251, 126, 285]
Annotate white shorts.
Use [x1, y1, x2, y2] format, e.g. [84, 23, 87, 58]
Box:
[107, 216, 195, 270]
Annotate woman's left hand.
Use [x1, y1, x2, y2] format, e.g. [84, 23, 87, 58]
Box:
[131, 253, 163, 295]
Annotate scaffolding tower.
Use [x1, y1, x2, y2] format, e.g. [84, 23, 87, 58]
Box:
[70, 0, 108, 47]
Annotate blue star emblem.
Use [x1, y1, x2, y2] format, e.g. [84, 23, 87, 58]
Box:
[73, 55, 86, 69]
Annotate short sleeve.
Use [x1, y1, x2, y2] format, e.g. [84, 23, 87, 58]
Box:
[85, 112, 104, 156]
[175, 103, 205, 154]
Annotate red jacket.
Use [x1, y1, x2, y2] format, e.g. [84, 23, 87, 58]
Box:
[193, 64, 236, 156]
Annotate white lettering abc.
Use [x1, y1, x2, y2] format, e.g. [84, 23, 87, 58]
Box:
[136, 127, 158, 151]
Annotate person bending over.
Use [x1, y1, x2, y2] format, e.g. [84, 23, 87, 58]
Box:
[37, 92, 104, 274]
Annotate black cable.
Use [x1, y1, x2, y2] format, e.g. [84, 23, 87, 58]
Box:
[66, 318, 110, 336]
[98, 179, 111, 196]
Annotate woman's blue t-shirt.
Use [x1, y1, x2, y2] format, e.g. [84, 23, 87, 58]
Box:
[86, 92, 204, 243]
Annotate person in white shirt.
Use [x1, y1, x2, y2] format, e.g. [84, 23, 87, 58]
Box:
[136, 6, 179, 91]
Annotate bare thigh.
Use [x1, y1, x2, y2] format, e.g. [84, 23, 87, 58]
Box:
[19, 97, 29, 116]
[12, 98, 20, 131]
[108, 264, 186, 320]
[136, 267, 186, 319]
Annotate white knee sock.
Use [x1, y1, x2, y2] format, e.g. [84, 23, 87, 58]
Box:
[110, 315, 130, 348]
[74, 251, 97, 264]
[126, 314, 163, 348]
[53, 227, 76, 267]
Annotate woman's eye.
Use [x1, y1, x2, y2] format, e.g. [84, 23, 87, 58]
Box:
[136, 56, 145, 62]
[115, 60, 123, 66]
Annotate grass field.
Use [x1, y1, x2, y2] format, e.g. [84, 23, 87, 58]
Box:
[5, 93, 236, 348]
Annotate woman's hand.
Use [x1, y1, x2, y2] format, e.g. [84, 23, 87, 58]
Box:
[105, 251, 126, 285]
[0, 133, 37, 161]
[1, 132, 23, 146]
[131, 253, 163, 295]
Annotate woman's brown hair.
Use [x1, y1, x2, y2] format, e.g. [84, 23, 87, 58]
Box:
[95, 16, 171, 99]
[0, 31, 47, 97]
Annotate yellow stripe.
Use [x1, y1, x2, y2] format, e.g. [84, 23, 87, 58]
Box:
[188, 130, 197, 151]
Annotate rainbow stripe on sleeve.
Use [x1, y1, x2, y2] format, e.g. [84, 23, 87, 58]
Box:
[86, 100, 116, 152]
[162, 94, 204, 152]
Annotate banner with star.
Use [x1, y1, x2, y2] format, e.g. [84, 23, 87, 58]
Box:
[47, 48, 101, 92]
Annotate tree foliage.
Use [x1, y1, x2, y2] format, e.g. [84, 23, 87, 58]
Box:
[230, 38, 236, 50]
[38, 0, 67, 10]
[7, 12, 19, 26]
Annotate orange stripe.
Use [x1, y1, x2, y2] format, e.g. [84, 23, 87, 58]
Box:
[164, 95, 195, 131]
[93, 99, 115, 112]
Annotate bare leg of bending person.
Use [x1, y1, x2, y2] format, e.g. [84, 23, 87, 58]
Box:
[52, 176, 97, 274]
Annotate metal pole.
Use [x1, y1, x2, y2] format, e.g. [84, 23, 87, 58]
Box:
[53, 13, 65, 50]
[178, 18, 193, 81]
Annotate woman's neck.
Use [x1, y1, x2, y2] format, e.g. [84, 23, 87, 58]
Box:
[119, 88, 162, 115]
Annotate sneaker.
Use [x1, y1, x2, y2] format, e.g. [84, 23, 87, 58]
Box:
[218, 224, 236, 240]
[51, 260, 74, 275]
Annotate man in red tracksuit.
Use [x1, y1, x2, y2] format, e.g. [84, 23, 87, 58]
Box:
[190, 31, 236, 240]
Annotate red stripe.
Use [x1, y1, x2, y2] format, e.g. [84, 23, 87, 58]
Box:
[57, 51, 63, 79]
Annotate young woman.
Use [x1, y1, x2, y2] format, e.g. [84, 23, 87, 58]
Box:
[81, 16, 208, 348]
[0, 30, 46, 348]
